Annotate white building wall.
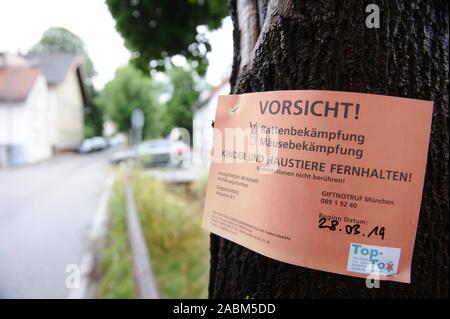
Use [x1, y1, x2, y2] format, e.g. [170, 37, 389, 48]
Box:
[25, 74, 53, 162]
[47, 90, 58, 147]
[52, 69, 84, 150]
[0, 74, 52, 165]
[193, 83, 230, 166]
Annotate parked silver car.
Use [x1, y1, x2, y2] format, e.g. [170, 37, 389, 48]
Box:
[77, 137, 109, 153]
[110, 139, 190, 167]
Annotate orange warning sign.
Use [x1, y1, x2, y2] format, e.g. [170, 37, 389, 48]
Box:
[202, 90, 433, 283]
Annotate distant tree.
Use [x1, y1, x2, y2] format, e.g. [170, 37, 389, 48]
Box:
[161, 66, 200, 139]
[105, 0, 227, 75]
[30, 27, 103, 137]
[29, 27, 96, 78]
[84, 90, 104, 138]
[96, 65, 161, 138]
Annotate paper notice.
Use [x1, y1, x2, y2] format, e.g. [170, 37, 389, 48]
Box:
[202, 90, 432, 283]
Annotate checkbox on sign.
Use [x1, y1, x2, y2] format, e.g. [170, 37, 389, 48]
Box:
[250, 121, 258, 135]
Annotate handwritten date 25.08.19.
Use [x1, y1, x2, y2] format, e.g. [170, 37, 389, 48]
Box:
[318, 217, 386, 240]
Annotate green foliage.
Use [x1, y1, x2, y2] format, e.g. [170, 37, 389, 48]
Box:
[189, 174, 209, 201]
[96, 177, 136, 299]
[83, 104, 103, 138]
[29, 27, 96, 79]
[162, 66, 200, 139]
[96, 65, 161, 138]
[97, 169, 209, 299]
[84, 89, 104, 138]
[105, 0, 228, 74]
[132, 172, 209, 298]
[83, 124, 95, 139]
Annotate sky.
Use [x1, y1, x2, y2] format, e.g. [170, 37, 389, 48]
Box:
[0, 0, 233, 89]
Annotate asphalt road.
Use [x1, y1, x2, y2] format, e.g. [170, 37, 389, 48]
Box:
[0, 150, 112, 298]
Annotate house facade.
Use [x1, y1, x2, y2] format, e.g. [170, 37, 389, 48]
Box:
[192, 79, 229, 167]
[27, 53, 87, 151]
[0, 52, 88, 166]
[0, 56, 52, 165]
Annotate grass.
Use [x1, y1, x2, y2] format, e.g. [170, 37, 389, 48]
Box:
[132, 171, 209, 298]
[96, 177, 136, 298]
[96, 169, 209, 299]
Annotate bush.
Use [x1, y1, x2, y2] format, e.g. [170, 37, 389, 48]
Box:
[97, 169, 209, 299]
[132, 172, 209, 298]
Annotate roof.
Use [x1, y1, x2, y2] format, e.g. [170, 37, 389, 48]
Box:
[26, 53, 80, 85]
[0, 67, 41, 102]
[26, 53, 89, 105]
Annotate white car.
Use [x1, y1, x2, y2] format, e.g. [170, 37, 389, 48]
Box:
[90, 137, 108, 151]
[77, 137, 108, 153]
[77, 139, 95, 153]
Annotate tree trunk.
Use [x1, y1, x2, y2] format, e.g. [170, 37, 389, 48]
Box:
[209, 0, 448, 298]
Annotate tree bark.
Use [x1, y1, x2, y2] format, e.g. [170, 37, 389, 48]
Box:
[209, 0, 449, 298]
